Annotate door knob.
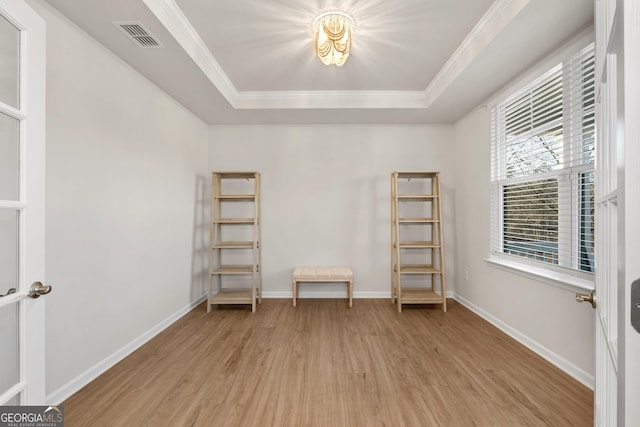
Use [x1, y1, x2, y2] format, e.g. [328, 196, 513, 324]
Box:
[28, 281, 52, 299]
[575, 290, 596, 309]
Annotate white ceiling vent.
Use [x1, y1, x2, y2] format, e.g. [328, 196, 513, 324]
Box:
[113, 21, 164, 48]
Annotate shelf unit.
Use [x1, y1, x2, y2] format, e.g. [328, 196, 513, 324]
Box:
[391, 171, 447, 312]
[208, 172, 261, 312]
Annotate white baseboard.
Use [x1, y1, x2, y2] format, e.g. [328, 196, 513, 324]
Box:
[46, 295, 207, 405]
[263, 291, 454, 299]
[262, 291, 391, 299]
[452, 292, 594, 390]
[354, 291, 392, 299]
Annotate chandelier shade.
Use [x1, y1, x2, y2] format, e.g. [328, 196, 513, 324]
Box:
[313, 11, 354, 66]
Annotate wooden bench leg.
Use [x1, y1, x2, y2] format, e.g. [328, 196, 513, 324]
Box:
[348, 280, 353, 307]
[292, 279, 297, 307]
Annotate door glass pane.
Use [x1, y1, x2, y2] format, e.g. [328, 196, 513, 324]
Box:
[0, 302, 19, 399]
[579, 171, 595, 272]
[0, 112, 19, 200]
[4, 394, 19, 406]
[0, 210, 19, 295]
[0, 13, 20, 108]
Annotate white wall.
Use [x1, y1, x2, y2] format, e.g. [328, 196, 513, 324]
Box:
[209, 125, 455, 297]
[26, 1, 210, 399]
[452, 106, 595, 385]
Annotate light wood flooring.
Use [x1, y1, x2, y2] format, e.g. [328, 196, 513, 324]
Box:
[63, 299, 593, 426]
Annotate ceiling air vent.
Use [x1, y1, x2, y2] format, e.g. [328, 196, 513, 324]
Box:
[113, 21, 164, 48]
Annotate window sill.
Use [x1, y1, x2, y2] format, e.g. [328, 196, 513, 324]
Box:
[485, 255, 594, 294]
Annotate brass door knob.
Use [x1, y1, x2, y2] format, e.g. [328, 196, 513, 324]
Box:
[575, 290, 596, 309]
[28, 281, 52, 299]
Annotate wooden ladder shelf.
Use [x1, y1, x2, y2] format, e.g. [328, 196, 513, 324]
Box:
[391, 171, 447, 312]
[208, 172, 262, 312]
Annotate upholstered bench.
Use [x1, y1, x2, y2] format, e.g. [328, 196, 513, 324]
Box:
[292, 267, 353, 307]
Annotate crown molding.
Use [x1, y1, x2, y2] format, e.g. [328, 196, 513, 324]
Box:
[424, 0, 530, 107]
[233, 90, 429, 109]
[142, 0, 238, 103]
[143, 0, 526, 110]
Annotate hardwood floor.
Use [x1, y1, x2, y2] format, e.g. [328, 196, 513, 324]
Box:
[63, 299, 593, 426]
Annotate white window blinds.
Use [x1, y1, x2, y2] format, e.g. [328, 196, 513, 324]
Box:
[491, 43, 595, 274]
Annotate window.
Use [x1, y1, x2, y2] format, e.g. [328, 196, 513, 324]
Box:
[491, 44, 595, 276]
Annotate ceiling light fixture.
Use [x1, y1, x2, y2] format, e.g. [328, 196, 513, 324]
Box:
[313, 11, 354, 66]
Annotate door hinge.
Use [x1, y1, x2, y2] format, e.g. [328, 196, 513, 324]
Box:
[632, 279, 640, 333]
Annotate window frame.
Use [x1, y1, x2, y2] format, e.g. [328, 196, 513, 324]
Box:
[488, 43, 595, 291]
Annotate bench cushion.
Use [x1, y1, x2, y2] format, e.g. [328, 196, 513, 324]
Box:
[293, 267, 353, 281]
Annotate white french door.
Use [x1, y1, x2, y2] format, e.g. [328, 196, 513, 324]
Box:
[0, 0, 47, 405]
[619, 2, 640, 424]
[594, 0, 640, 425]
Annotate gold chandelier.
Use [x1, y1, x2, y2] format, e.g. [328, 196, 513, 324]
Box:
[313, 11, 354, 66]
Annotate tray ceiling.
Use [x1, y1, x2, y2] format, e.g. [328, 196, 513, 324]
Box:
[42, 0, 593, 124]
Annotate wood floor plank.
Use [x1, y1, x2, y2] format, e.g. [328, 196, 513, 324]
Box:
[62, 299, 593, 426]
